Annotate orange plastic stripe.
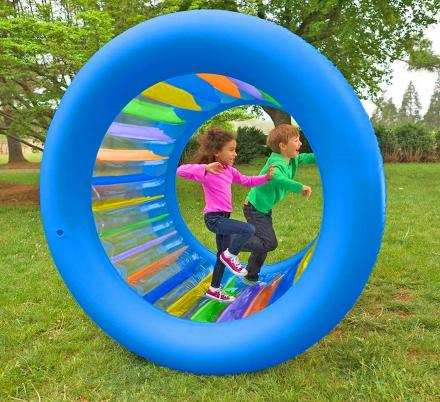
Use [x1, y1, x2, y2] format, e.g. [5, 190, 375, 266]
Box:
[127, 246, 187, 284]
[197, 73, 241, 98]
[97, 148, 168, 162]
[243, 275, 283, 317]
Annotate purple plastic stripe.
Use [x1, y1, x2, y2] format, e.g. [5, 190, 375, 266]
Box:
[111, 230, 177, 263]
[107, 122, 174, 142]
[216, 284, 264, 323]
[229, 78, 264, 100]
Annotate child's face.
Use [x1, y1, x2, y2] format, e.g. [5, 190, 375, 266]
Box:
[215, 139, 237, 166]
[280, 135, 302, 158]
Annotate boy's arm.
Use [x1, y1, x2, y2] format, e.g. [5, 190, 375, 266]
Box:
[231, 167, 268, 188]
[272, 165, 303, 193]
[176, 164, 206, 183]
[298, 153, 316, 165]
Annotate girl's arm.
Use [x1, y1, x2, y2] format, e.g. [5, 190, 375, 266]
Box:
[176, 164, 207, 183]
[231, 166, 270, 188]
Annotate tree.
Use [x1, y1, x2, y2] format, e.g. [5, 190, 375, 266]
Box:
[398, 81, 422, 124]
[408, 37, 440, 72]
[0, 1, 116, 162]
[195, 106, 254, 133]
[424, 73, 440, 131]
[154, 1, 440, 126]
[2, 0, 440, 148]
[371, 97, 399, 128]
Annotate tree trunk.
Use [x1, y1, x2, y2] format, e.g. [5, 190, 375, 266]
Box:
[7, 134, 26, 163]
[262, 106, 292, 126]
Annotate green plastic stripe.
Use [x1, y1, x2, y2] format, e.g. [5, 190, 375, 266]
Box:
[100, 213, 170, 239]
[258, 89, 282, 108]
[190, 277, 238, 322]
[122, 99, 185, 124]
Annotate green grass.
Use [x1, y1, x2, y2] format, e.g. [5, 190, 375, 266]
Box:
[0, 164, 439, 401]
[0, 172, 39, 185]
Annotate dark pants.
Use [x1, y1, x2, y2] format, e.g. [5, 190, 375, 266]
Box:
[241, 202, 278, 281]
[204, 212, 256, 288]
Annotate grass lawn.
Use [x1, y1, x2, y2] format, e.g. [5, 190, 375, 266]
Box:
[0, 163, 439, 401]
[0, 172, 40, 185]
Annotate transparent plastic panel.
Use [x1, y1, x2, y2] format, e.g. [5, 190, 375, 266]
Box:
[92, 178, 165, 202]
[94, 200, 168, 234]
[154, 261, 212, 310]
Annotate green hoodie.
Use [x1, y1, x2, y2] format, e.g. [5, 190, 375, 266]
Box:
[246, 152, 316, 213]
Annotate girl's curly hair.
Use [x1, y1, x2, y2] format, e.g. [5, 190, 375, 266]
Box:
[192, 126, 236, 164]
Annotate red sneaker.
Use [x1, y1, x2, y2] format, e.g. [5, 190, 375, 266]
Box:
[206, 288, 236, 302]
[220, 252, 248, 277]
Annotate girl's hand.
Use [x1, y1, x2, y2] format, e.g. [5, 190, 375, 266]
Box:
[266, 164, 274, 180]
[205, 162, 223, 174]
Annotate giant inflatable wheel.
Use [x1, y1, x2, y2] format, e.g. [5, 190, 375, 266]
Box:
[41, 10, 386, 374]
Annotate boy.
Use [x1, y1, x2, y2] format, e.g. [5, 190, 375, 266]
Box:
[241, 124, 316, 285]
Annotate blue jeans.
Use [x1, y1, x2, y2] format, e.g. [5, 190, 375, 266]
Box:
[204, 212, 255, 288]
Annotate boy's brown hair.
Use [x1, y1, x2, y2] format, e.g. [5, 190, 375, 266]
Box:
[267, 124, 300, 153]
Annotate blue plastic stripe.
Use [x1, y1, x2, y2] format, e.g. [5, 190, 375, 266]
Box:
[92, 173, 156, 185]
[143, 260, 199, 303]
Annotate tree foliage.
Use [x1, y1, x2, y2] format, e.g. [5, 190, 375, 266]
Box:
[195, 106, 254, 134]
[398, 81, 422, 124]
[371, 97, 399, 128]
[1, 0, 439, 160]
[424, 72, 440, 130]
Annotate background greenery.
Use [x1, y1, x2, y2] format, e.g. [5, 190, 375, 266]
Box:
[2, 0, 440, 162]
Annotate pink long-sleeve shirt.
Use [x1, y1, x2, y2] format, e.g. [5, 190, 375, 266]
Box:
[177, 164, 268, 213]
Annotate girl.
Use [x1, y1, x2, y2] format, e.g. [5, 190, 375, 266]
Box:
[177, 126, 273, 302]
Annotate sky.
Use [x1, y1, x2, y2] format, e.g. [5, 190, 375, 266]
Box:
[361, 24, 440, 117]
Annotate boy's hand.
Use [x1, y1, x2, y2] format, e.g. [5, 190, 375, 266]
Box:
[266, 164, 274, 180]
[205, 162, 223, 174]
[301, 185, 312, 199]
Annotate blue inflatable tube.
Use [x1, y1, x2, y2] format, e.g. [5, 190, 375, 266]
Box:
[40, 10, 385, 374]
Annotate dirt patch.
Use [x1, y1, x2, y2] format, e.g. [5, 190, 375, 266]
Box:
[330, 328, 344, 339]
[0, 161, 40, 170]
[406, 350, 437, 361]
[393, 287, 413, 302]
[0, 183, 39, 205]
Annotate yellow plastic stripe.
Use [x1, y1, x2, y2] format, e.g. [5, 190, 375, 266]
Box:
[92, 195, 164, 212]
[142, 82, 202, 111]
[294, 242, 317, 283]
[166, 274, 213, 316]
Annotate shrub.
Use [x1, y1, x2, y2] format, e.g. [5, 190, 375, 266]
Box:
[393, 123, 436, 162]
[236, 126, 268, 164]
[373, 123, 399, 162]
[436, 130, 440, 158]
[180, 135, 199, 164]
[299, 129, 313, 153]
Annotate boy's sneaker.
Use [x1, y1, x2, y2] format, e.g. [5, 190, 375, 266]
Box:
[242, 277, 267, 287]
[206, 287, 236, 302]
[220, 251, 248, 277]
